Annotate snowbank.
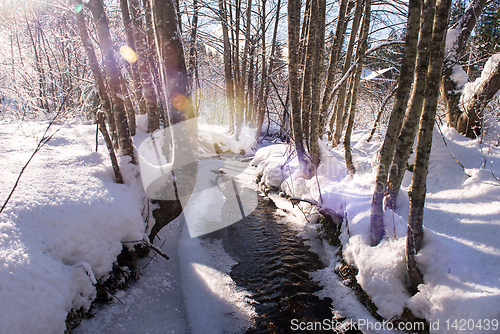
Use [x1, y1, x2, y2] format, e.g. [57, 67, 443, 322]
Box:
[252, 127, 500, 332]
[0, 120, 146, 333]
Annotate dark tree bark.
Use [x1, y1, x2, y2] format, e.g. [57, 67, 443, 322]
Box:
[120, 0, 145, 119]
[331, 0, 364, 146]
[88, 0, 135, 163]
[256, 0, 282, 142]
[344, 0, 371, 177]
[219, 0, 235, 134]
[369, 0, 422, 245]
[407, 0, 452, 293]
[129, 0, 160, 132]
[308, 0, 326, 168]
[288, 0, 309, 176]
[385, 0, 437, 210]
[150, 0, 198, 242]
[74, 0, 116, 143]
[255, 0, 267, 139]
[319, 0, 350, 133]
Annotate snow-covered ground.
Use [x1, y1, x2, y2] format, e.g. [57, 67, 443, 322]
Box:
[2, 113, 499, 333]
[0, 117, 259, 333]
[253, 122, 500, 333]
[0, 120, 146, 334]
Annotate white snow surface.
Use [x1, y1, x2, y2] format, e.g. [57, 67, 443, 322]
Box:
[1, 117, 258, 333]
[460, 54, 500, 110]
[0, 120, 146, 334]
[252, 127, 500, 333]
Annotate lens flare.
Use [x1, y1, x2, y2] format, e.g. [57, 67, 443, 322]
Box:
[75, 4, 83, 13]
[171, 92, 189, 111]
[119, 46, 138, 63]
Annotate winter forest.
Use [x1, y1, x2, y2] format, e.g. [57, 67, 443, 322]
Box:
[0, 0, 500, 332]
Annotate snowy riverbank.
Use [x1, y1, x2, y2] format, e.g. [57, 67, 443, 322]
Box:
[252, 124, 500, 333]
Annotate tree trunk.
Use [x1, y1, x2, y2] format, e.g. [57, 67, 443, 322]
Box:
[74, 0, 116, 143]
[331, 0, 364, 146]
[299, 0, 318, 150]
[344, 0, 371, 177]
[88, 0, 135, 162]
[150, 0, 198, 242]
[441, 0, 488, 129]
[256, 0, 282, 142]
[385, 0, 437, 210]
[219, 0, 235, 133]
[240, 0, 253, 125]
[407, 0, 451, 293]
[319, 0, 350, 133]
[120, 0, 146, 117]
[255, 0, 267, 139]
[288, 0, 309, 176]
[369, 0, 422, 245]
[457, 55, 500, 138]
[309, 0, 326, 168]
[129, 0, 160, 133]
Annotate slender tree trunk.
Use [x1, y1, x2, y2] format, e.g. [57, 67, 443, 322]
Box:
[219, 0, 235, 133]
[369, 0, 422, 245]
[309, 0, 326, 168]
[240, 0, 253, 124]
[256, 0, 282, 142]
[344, 0, 371, 177]
[407, 0, 451, 293]
[121, 77, 137, 136]
[89, 0, 135, 162]
[234, 0, 244, 140]
[331, 0, 364, 146]
[385, 0, 436, 210]
[74, 0, 116, 143]
[255, 0, 267, 139]
[129, 0, 160, 132]
[120, 0, 145, 116]
[246, 40, 256, 123]
[188, 0, 199, 89]
[300, 0, 318, 150]
[319, 0, 350, 133]
[288, 0, 309, 175]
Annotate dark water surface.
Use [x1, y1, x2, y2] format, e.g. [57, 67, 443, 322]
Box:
[210, 196, 362, 334]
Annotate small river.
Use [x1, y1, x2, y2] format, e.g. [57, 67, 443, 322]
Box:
[208, 195, 362, 334]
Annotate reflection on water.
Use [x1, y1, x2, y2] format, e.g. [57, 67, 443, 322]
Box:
[208, 196, 362, 334]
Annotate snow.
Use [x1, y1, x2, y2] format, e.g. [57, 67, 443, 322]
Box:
[3, 114, 499, 333]
[460, 54, 500, 110]
[252, 127, 500, 332]
[0, 117, 259, 333]
[445, 28, 460, 55]
[0, 120, 145, 334]
[75, 217, 256, 334]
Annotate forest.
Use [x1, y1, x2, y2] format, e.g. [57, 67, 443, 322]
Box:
[0, 0, 500, 332]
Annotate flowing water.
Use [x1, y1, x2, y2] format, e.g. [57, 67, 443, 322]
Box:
[209, 195, 362, 334]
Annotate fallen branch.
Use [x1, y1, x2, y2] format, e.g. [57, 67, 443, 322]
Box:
[97, 112, 123, 184]
[491, 162, 500, 185]
[1, 125, 59, 214]
[142, 238, 169, 260]
[289, 196, 344, 223]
